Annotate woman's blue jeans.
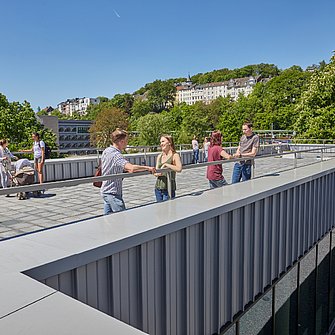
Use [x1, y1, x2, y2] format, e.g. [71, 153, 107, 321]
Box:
[155, 188, 175, 202]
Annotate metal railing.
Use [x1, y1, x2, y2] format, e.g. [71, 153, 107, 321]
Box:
[2, 144, 335, 197]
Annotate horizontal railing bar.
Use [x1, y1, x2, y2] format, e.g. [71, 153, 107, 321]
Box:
[1, 145, 334, 196]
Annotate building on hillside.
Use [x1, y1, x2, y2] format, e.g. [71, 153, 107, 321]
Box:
[57, 97, 100, 117]
[41, 106, 54, 115]
[175, 76, 268, 105]
[38, 115, 95, 154]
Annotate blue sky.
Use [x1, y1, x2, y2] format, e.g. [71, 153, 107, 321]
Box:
[1, 0, 334, 110]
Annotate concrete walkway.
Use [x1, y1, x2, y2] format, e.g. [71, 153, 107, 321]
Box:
[0, 155, 323, 240]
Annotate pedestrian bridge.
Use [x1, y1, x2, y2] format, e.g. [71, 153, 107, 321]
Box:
[1, 149, 335, 334]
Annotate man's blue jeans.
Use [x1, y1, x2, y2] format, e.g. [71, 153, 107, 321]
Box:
[232, 163, 252, 183]
[102, 193, 126, 215]
[155, 188, 175, 202]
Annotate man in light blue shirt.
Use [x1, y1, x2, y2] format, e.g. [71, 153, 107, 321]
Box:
[101, 128, 155, 215]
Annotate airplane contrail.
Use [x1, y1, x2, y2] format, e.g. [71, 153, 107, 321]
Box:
[113, 9, 121, 18]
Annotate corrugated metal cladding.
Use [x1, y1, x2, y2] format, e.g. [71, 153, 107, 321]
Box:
[42, 173, 335, 335]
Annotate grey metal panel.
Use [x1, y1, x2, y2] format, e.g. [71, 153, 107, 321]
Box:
[219, 212, 233, 325]
[86, 261, 98, 308]
[59, 270, 75, 298]
[203, 217, 219, 335]
[128, 246, 141, 329]
[271, 193, 280, 280]
[291, 187, 299, 264]
[63, 162, 72, 179]
[307, 181, 314, 248]
[71, 161, 79, 179]
[278, 190, 287, 274]
[96, 258, 110, 314]
[262, 197, 272, 287]
[140, 243, 149, 333]
[76, 265, 87, 303]
[141, 238, 166, 335]
[111, 253, 121, 319]
[243, 204, 254, 304]
[253, 201, 263, 296]
[119, 250, 130, 324]
[45, 274, 59, 290]
[285, 188, 293, 267]
[312, 179, 318, 243]
[165, 229, 187, 335]
[186, 222, 204, 335]
[78, 161, 88, 178]
[231, 208, 244, 316]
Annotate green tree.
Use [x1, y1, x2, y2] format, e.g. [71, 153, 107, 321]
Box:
[136, 113, 170, 146]
[130, 99, 153, 119]
[250, 67, 311, 130]
[110, 93, 134, 114]
[147, 80, 176, 113]
[294, 54, 335, 138]
[89, 107, 128, 148]
[0, 95, 57, 152]
[178, 103, 210, 143]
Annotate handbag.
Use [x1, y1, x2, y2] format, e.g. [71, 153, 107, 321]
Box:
[93, 165, 102, 188]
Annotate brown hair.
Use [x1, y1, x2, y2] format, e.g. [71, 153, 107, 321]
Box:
[210, 130, 222, 147]
[161, 134, 176, 153]
[0, 139, 8, 146]
[111, 128, 128, 144]
[243, 122, 253, 129]
[32, 132, 40, 140]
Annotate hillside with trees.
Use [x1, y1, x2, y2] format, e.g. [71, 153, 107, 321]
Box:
[88, 58, 333, 146]
[2, 55, 334, 151]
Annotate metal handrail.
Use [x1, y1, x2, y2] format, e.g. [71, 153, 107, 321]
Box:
[1, 144, 334, 196]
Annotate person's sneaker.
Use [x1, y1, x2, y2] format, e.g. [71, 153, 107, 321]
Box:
[5, 194, 10, 197]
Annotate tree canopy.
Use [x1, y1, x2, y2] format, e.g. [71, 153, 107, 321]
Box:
[89, 107, 128, 148]
[294, 54, 335, 138]
[0, 96, 57, 152]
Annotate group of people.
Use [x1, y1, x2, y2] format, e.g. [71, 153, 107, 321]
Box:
[100, 129, 182, 215]
[207, 122, 259, 188]
[0, 132, 47, 196]
[100, 122, 259, 215]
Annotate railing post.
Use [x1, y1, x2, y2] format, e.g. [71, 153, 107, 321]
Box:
[167, 170, 172, 200]
[96, 149, 100, 166]
[321, 148, 324, 162]
[251, 160, 255, 179]
[294, 152, 297, 169]
[143, 147, 147, 165]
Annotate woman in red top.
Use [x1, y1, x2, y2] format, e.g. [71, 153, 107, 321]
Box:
[206, 130, 232, 189]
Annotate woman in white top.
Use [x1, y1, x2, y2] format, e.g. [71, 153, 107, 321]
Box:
[0, 139, 17, 196]
[22, 132, 45, 185]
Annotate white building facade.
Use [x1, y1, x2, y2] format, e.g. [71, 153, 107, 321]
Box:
[176, 76, 262, 105]
[57, 97, 100, 116]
